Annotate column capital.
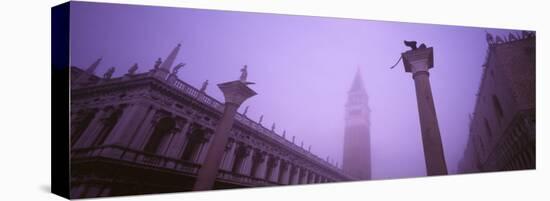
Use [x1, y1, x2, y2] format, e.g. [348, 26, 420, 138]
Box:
[217, 81, 257, 106]
[402, 47, 434, 74]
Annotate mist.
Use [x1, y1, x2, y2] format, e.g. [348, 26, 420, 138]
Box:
[69, 2, 521, 179]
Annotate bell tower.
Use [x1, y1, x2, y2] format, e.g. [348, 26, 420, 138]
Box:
[343, 68, 372, 180]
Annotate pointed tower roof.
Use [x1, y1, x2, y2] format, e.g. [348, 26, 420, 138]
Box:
[85, 58, 102, 74]
[160, 43, 181, 71]
[349, 68, 366, 93]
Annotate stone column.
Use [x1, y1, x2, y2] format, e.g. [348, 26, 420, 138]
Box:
[278, 161, 289, 184]
[221, 140, 237, 171]
[288, 164, 300, 184]
[402, 47, 447, 175]
[256, 158, 267, 179]
[193, 81, 257, 191]
[301, 169, 309, 184]
[104, 103, 149, 146]
[73, 109, 107, 149]
[241, 148, 254, 175]
[165, 120, 192, 158]
[270, 159, 280, 182]
[195, 132, 214, 164]
[127, 107, 158, 150]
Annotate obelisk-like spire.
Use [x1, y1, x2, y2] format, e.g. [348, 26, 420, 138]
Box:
[160, 43, 181, 71]
[85, 58, 102, 74]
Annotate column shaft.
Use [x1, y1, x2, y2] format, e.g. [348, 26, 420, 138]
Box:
[412, 72, 448, 175]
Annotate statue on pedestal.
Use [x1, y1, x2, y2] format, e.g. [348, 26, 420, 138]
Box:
[154, 58, 162, 69]
[127, 63, 138, 75]
[103, 67, 115, 79]
[200, 80, 208, 92]
[240, 65, 248, 82]
[173, 63, 186, 74]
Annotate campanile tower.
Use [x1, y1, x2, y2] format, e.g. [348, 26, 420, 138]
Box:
[343, 69, 372, 180]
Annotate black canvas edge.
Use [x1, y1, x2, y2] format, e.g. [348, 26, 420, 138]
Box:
[51, 2, 71, 199]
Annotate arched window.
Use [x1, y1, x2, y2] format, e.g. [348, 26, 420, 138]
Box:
[144, 117, 176, 154]
[181, 126, 207, 162]
[492, 95, 504, 118]
[92, 109, 122, 146]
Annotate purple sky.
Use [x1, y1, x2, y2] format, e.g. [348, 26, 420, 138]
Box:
[70, 2, 521, 179]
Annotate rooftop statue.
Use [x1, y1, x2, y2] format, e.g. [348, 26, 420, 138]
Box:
[104, 67, 115, 79]
[240, 65, 248, 82]
[173, 62, 186, 74]
[259, 115, 264, 124]
[404, 40, 427, 50]
[128, 63, 138, 75]
[154, 58, 162, 69]
[200, 80, 208, 92]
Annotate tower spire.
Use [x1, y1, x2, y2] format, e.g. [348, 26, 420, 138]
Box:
[85, 57, 102, 74]
[349, 67, 366, 93]
[160, 43, 181, 71]
[343, 66, 372, 180]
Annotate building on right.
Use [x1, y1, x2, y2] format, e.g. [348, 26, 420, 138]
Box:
[457, 32, 536, 173]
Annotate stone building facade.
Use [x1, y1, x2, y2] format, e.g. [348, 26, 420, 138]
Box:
[457, 32, 536, 173]
[69, 44, 352, 198]
[343, 70, 372, 180]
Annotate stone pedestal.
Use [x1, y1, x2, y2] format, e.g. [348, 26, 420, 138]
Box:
[402, 47, 448, 176]
[193, 80, 256, 191]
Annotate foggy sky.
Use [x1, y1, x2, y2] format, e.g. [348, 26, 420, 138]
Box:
[69, 2, 520, 179]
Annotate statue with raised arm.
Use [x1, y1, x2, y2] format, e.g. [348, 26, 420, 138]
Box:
[173, 62, 186, 74]
[154, 58, 162, 69]
[104, 67, 115, 79]
[128, 63, 138, 75]
[200, 79, 208, 92]
[240, 65, 248, 82]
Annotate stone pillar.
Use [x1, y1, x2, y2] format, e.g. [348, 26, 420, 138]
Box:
[270, 159, 280, 182]
[287, 165, 296, 184]
[301, 169, 309, 184]
[293, 166, 301, 184]
[195, 133, 214, 164]
[402, 47, 448, 176]
[166, 120, 192, 158]
[221, 140, 237, 171]
[296, 167, 305, 184]
[193, 80, 257, 191]
[241, 148, 254, 175]
[127, 107, 158, 150]
[256, 157, 267, 178]
[104, 103, 148, 146]
[73, 109, 107, 148]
